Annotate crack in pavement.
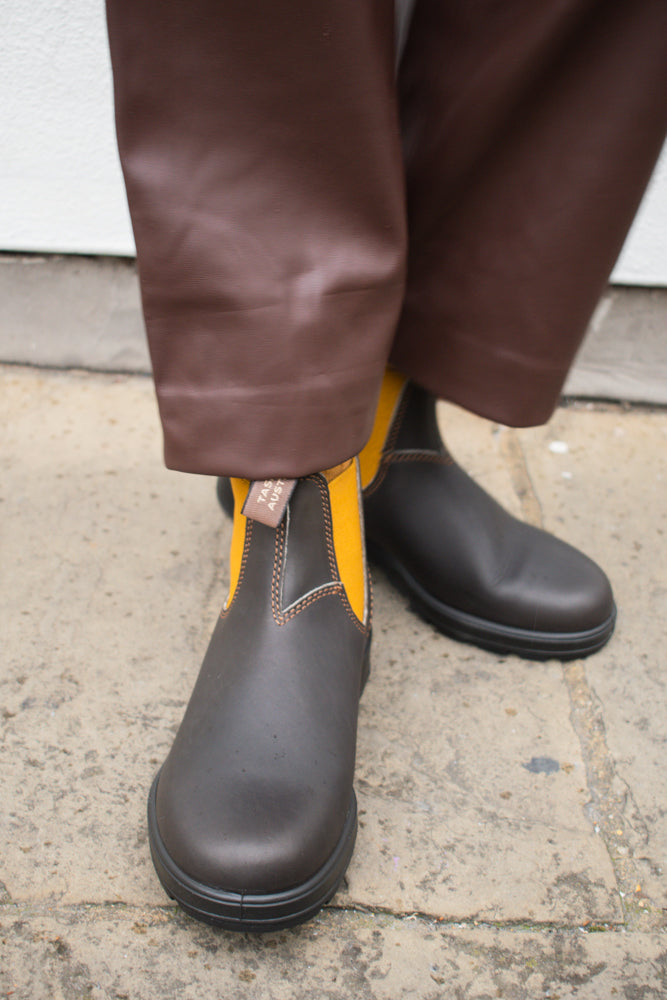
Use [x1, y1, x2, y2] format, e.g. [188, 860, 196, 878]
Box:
[0, 898, 635, 934]
[499, 426, 664, 932]
[564, 661, 664, 931]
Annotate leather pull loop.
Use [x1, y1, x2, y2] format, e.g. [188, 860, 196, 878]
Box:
[242, 478, 296, 528]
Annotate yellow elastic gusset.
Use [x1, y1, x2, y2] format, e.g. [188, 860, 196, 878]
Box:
[226, 478, 251, 608]
[358, 368, 407, 490]
[327, 458, 366, 625]
[323, 458, 353, 483]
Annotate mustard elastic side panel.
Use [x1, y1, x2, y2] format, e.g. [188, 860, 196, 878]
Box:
[226, 478, 250, 607]
[358, 368, 407, 489]
[323, 458, 353, 483]
[327, 459, 366, 624]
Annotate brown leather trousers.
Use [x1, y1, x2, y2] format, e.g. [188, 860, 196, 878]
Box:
[107, 0, 667, 478]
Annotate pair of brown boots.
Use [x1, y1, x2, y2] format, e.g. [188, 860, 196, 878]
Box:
[147, 371, 615, 931]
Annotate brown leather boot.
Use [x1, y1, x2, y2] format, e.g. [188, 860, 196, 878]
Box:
[149, 461, 370, 930]
[358, 370, 615, 660]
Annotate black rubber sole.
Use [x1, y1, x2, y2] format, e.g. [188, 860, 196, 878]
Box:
[147, 777, 358, 932]
[367, 540, 617, 661]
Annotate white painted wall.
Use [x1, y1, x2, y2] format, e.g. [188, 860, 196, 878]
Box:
[1, 0, 132, 256]
[1, 0, 666, 283]
[614, 153, 667, 285]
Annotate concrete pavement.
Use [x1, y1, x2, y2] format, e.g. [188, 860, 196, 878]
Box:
[1, 365, 666, 998]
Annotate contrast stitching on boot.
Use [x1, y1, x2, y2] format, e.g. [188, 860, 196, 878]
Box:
[363, 450, 454, 498]
[270, 513, 341, 623]
[277, 498, 351, 615]
[337, 586, 370, 632]
[271, 518, 288, 622]
[388, 450, 453, 466]
[273, 576, 346, 624]
[220, 519, 254, 618]
[311, 474, 369, 633]
[273, 568, 368, 632]
[272, 478, 336, 619]
[362, 379, 409, 494]
[312, 474, 345, 583]
[363, 384, 413, 498]
[270, 476, 368, 632]
[313, 474, 370, 631]
[362, 460, 390, 497]
[281, 581, 344, 614]
[277, 505, 291, 612]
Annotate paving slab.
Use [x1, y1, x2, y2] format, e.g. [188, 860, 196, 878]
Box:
[1, 906, 666, 1000]
[346, 624, 618, 922]
[1, 369, 226, 905]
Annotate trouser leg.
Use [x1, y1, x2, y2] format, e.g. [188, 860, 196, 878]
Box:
[393, 0, 667, 426]
[106, 0, 405, 478]
[108, 0, 667, 476]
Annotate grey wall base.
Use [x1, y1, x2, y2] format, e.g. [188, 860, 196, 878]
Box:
[0, 255, 149, 374]
[563, 287, 667, 405]
[2, 254, 666, 406]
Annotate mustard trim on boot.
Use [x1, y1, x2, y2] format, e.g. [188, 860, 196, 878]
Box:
[327, 458, 367, 625]
[358, 368, 407, 490]
[228, 461, 366, 623]
[226, 478, 251, 608]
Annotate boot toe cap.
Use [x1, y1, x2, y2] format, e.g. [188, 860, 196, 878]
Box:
[500, 530, 615, 635]
[152, 765, 350, 897]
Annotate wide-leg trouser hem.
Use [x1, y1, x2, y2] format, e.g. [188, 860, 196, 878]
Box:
[393, 0, 667, 428]
[156, 286, 405, 479]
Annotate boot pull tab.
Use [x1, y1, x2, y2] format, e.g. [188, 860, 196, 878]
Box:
[242, 478, 296, 528]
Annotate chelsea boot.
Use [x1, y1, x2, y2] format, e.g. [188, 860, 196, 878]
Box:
[356, 371, 616, 659]
[149, 461, 371, 930]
